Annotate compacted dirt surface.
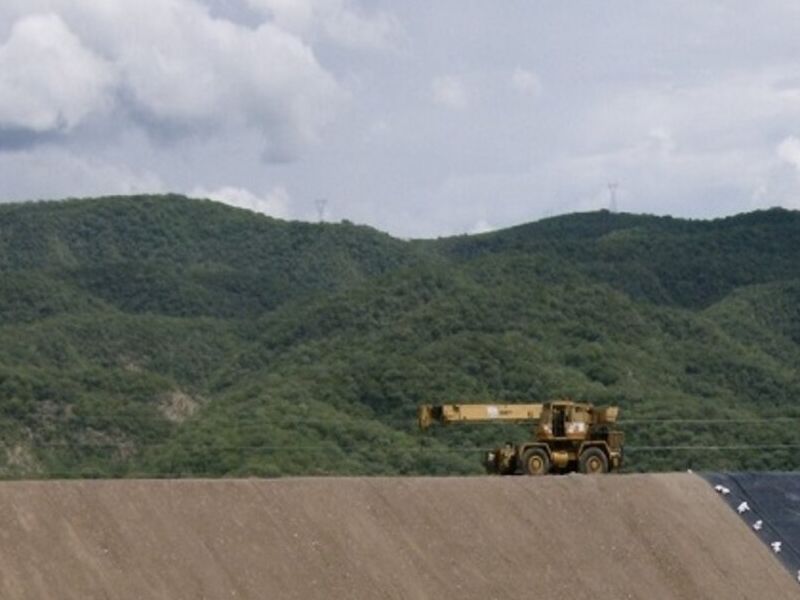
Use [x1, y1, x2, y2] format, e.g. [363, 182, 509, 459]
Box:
[0, 473, 795, 599]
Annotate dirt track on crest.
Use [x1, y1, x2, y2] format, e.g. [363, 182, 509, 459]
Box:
[0, 473, 794, 599]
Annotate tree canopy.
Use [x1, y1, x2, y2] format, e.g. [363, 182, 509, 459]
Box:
[0, 195, 798, 477]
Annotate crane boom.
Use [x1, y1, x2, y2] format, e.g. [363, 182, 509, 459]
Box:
[418, 403, 543, 430]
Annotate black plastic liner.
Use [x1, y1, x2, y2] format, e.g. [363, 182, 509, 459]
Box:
[703, 472, 800, 583]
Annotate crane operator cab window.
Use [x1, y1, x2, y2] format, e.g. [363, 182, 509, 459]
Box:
[553, 405, 566, 437]
[548, 403, 589, 438]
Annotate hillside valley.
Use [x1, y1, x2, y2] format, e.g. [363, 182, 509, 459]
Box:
[0, 195, 798, 477]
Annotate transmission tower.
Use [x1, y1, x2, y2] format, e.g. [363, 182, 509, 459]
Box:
[608, 182, 619, 213]
[315, 198, 328, 223]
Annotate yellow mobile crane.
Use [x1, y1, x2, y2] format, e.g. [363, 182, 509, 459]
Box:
[418, 400, 624, 475]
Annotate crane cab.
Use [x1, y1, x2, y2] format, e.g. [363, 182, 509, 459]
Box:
[537, 401, 593, 440]
[488, 400, 624, 476]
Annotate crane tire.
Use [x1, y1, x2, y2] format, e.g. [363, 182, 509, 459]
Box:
[579, 447, 608, 475]
[520, 447, 550, 476]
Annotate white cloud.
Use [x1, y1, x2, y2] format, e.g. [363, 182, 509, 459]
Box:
[3, 2, 800, 236]
[432, 76, 468, 110]
[574, 71, 800, 156]
[244, 0, 314, 33]
[0, 147, 165, 200]
[191, 185, 291, 218]
[0, 0, 347, 159]
[244, 0, 403, 50]
[511, 67, 542, 96]
[647, 127, 676, 156]
[469, 219, 495, 234]
[0, 13, 115, 133]
[777, 136, 800, 172]
[322, 5, 402, 50]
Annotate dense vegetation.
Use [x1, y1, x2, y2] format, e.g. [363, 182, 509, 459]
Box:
[0, 195, 798, 478]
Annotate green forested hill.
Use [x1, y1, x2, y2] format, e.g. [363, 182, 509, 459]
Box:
[0, 195, 798, 477]
[0, 195, 418, 319]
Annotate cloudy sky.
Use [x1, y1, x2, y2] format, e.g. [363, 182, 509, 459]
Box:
[1, 1, 800, 237]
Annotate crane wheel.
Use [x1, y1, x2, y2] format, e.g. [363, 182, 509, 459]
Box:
[520, 447, 550, 476]
[579, 448, 608, 475]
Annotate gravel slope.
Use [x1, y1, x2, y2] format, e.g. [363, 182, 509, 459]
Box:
[0, 473, 794, 599]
